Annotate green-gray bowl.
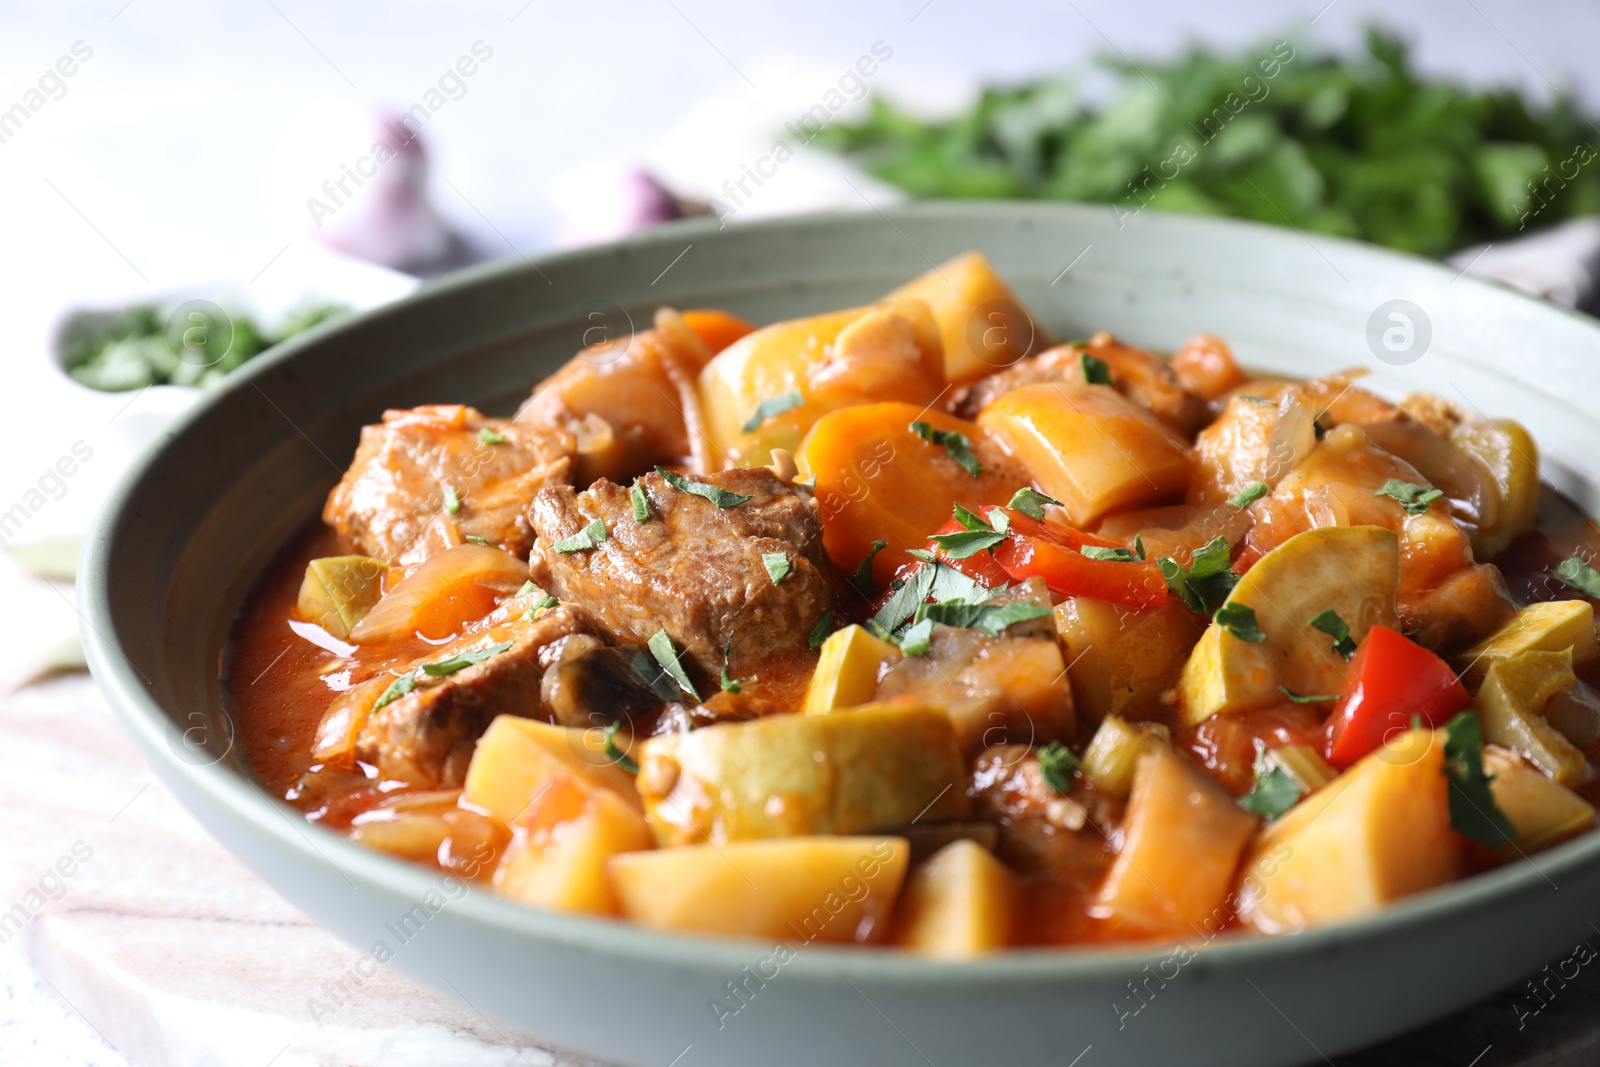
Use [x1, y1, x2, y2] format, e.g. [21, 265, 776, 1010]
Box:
[81, 203, 1600, 1067]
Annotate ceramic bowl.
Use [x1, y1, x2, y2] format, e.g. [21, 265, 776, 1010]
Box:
[80, 203, 1600, 1067]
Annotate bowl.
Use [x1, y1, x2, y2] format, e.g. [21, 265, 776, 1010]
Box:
[80, 203, 1600, 1067]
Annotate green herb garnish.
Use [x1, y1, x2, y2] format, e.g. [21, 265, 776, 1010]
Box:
[603, 722, 638, 775]
[952, 503, 991, 532]
[1080, 352, 1113, 386]
[443, 485, 461, 515]
[1216, 602, 1266, 642]
[478, 427, 506, 444]
[1374, 478, 1444, 515]
[1238, 746, 1305, 821]
[1308, 609, 1358, 660]
[1278, 685, 1339, 703]
[720, 634, 742, 694]
[763, 551, 792, 585]
[741, 388, 805, 432]
[930, 528, 1007, 559]
[656, 466, 753, 508]
[1007, 487, 1061, 520]
[631, 478, 652, 522]
[465, 535, 491, 546]
[421, 641, 514, 677]
[551, 517, 607, 553]
[1037, 741, 1080, 794]
[1442, 710, 1517, 848]
[898, 617, 935, 656]
[1227, 481, 1270, 508]
[647, 629, 700, 701]
[1081, 545, 1136, 562]
[1552, 555, 1600, 599]
[851, 539, 888, 597]
[1134, 535, 1145, 560]
[910, 421, 982, 477]
[986, 507, 1010, 534]
[372, 672, 416, 710]
[628, 650, 683, 704]
[1158, 536, 1239, 615]
[808, 609, 835, 650]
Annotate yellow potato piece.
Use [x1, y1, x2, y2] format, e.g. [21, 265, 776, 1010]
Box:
[463, 716, 642, 825]
[884, 251, 1044, 382]
[976, 382, 1192, 528]
[1482, 746, 1595, 858]
[1092, 748, 1258, 939]
[1458, 599, 1597, 689]
[1236, 729, 1459, 935]
[1180, 525, 1400, 724]
[297, 555, 384, 638]
[636, 702, 969, 845]
[493, 776, 654, 916]
[1054, 597, 1205, 726]
[610, 836, 909, 942]
[1476, 649, 1587, 785]
[803, 624, 903, 716]
[894, 840, 1017, 958]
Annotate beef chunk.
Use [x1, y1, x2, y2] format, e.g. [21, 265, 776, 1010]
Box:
[313, 602, 658, 788]
[324, 404, 574, 564]
[527, 467, 832, 693]
[969, 745, 1122, 876]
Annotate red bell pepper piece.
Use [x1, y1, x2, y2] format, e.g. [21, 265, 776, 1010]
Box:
[1325, 625, 1470, 769]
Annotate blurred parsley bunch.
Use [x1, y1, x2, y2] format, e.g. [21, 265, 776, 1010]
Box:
[811, 28, 1600, 256]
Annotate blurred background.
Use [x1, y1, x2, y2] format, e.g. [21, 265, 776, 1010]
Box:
[4, 0, 1600, 1059]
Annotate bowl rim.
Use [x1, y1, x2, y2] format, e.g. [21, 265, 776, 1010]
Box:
[79, 200, 1600, 987]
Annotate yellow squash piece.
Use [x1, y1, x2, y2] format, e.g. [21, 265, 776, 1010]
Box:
[636, 702, 969, 846]
[297, 555, 385, 638]
[609, 836, 909, 942]
[493, 776, 654, 916]
[698, 301, 944, 466]
[1054, 598, 1205, 726]
[1450, 418, 1540, 560]
[463, 716, 642, 825]
[1080, 715, 1168, 799]
[803, 624, 903, 715]
[1269, 745, 1337, 793]
[1457, 599, 1597, 689]
[1475, 649, 1587, 785]
[1235, 728, 1459, 934]
[1482, 746, 1595, 859]
[884, 251, 1044, 382]
[1179, 525, 1401, 725]
[977, 382, 1192, 528]
[1092, 748, 1259, 939]
[894, 840, 1017, 958]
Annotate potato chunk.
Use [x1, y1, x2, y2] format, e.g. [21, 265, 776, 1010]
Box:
[803, 624, 902, 715]
[1483, 746, 1595, 859]
[977, 382, 1192, 527]
[1180, 525, 1400, 724]
[636, 702, 969, 846]
[885, 251, 1043, 382]
[463, 716, 642, 825]
[1457, 599, 1597, 689]
[1235, 728, 1459, 934]
[1475, 649, 1587, 784]
[1054, 597, 1204, 726]
[610, 836, 909, 942]
[894, 840, 1017, 958]
[493, 776, 653, 916]
[1092, 748, 1258, 939]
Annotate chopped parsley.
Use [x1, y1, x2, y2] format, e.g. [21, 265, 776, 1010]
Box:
[1442, 710, 1517, 848]
[443, 485, 461, 515]
[986, 507, 1010, 534]
[629, 650, 682, 703]
[515, 581, 537, 596]
[719, 634, 742, 694]
[551, 517, 607, 553]
[1552, 555, 1600, 599]
[1308, 609, 1358, 660]
[1158, 536, 1239, 616]
[1374, 478, 1444, 515]
[951, 503, 991, 531]
[1080, 352, 1113, 386]
[909, 420, 982, 477]
[1215, 602, 1265, 643]
[1134, 535, 1146, 560]
[1278, 685, 1339, 704]
[1081, 545, 1136, 562]
[656, 466, 752, 508]
[763, 551, 792, 585]
[1227, 481, 1270, 508]
[808, 609, 835, 650]
[631, 478, 652, 522]
[371, 672, 416, 710]
[1237, 745, 1305, 821]
[741, 388, 805, 432]
[851, 539, 888, 597]
[603, 722, 639, 775]
[647, 629, 700, 702]
[478, 426, 506, 444]
[1007, 487, 1061, 520]
[464, 535, 491, 546]
[1037, 741, 1080, 793]
[898, 617, 935, 656]
[520, 582, 559, 613]
[421, 640, 513, 677]
[915, 598, 1052, 636]
[870, 558, 995, 634]
[930, 504, 1008, 558]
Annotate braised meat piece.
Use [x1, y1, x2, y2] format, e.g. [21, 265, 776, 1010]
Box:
[968, 745, 1122, 876]
[527, 467, 832, 694]
[953, 334, 1208, 437]
[313, 601, 660, 788]
[324, 404, 574, 564]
